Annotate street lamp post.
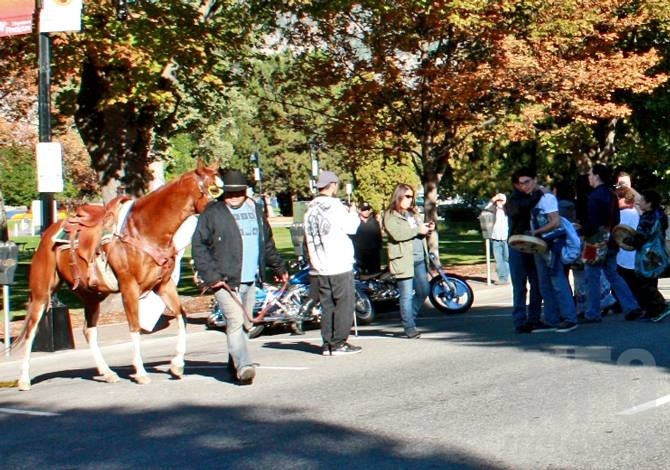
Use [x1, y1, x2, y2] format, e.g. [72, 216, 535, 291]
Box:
[309, 137, 319, 194]
[38, 30, 54, 233]
[250, 151, 266, 215]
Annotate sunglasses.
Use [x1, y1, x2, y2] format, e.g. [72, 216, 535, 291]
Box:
[403, 194, 414, 199]
[517, 178, 533, 185]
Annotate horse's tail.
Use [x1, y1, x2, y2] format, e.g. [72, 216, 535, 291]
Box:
[9, 223, 63, 353]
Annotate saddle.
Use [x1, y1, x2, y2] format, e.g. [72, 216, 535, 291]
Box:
[60, 196, 132, 289]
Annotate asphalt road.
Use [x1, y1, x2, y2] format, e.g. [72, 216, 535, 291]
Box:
[2, 280, 670, 469]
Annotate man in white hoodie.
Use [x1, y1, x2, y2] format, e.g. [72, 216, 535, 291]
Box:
[304, 171, 362, 356]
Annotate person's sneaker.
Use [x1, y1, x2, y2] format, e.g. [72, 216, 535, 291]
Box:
[652, 307, 670, 323]
[321, 344, 332, 356]
[515, 323, 534, 334]
[236, 365, 255, 385]
[556, 321, 578, 333]
[405, 328, 421, 339]
[330, 342, 362, 356]
[578, 317, 602, 324]
[531, 321, 556, 333]
[625, 308, 644, 321]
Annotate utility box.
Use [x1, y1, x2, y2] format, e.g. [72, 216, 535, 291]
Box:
[289, 223, 306, 259]
[32, 300, 75, 352]
[478, 211, 494, 239]
[0, 242, 19, 285]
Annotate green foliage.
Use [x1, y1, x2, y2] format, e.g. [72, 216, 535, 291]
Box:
[0, 147, 38, 206]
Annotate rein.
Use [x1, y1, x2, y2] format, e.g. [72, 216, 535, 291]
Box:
[207, 279, 289, 325]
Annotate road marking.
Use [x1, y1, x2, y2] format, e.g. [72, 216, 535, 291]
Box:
[617, 394, 670, 415]
[152, 365, 310, 371]
[0, 407, 60, 417]
[257, 366, 310, 371]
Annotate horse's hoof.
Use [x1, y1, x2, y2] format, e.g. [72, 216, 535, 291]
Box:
[133, 374, 151, 385]
[103, 372, 120, 383]
[17, 380, 31, 391]
[170, 365, 184, 379]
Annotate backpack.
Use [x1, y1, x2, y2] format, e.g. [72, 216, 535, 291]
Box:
[636, 218, 669, 278]
[560, 216, 581, 265]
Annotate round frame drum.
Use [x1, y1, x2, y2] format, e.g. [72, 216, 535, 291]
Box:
[612, 224, 637, 251]
[508, 234, 548, 254]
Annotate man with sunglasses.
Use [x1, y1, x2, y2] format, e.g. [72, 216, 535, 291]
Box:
[192, 169, 288, 385]
[506, 168, 546, 333]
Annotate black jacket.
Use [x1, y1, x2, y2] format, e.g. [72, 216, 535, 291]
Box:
[505, 188, 543, 236]
[191, 198, 286, 288]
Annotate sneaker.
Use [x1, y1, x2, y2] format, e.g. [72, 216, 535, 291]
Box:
[531, 321, 557, 333]
[515, 323, 534, 334]
[556, 321, 578, 333]
[330, 342, 362, 356]
[625, 308, 644, 321]
[652, 308, 670, 323]
[405, 328, 421, 339]
[236, 365, 255, 385]
[578, 317, 602, 324]
[321, 344, 332, 356]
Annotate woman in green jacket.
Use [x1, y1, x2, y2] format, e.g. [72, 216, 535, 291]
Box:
[383, 183, 434, 338]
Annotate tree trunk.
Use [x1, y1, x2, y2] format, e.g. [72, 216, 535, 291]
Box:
[75, 57, 158, 202]
[0, 189, 8, 242]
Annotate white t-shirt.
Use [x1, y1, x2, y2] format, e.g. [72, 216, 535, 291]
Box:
[531, 193, 559, 233]
[491, 207, 509, 241]
[304, 195, 360, 275]
[617, 208, 640, 269]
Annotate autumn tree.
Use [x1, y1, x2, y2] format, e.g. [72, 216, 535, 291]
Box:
[273, 0, 669, 224]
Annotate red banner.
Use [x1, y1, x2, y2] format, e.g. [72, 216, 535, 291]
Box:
[0, 0, 34, 37]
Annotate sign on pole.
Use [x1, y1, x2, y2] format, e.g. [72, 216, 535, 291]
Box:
[36, 142, 64, 193]
[0, 0, 34, 37]
[40, 0, 82, 33]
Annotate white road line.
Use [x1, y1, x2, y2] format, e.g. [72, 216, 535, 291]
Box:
[152, 365, 310, 371]
[617, 394, 670, 415]
[256, 366, 310, 371]
[0, 407, 60, 417]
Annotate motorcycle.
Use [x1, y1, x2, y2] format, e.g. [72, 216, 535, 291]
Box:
[356, 253, 474, 314]
[206, 258, 375, 338]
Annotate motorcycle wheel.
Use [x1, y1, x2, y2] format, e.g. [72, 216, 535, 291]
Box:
[247, 324, 265, 339]
[354, 288, 375, 324]
[429, 274, 474, 314]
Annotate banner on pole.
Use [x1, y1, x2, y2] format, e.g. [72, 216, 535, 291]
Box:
[40, 0, 82, 33]
[36, 142, 64, 193]
[0, 0, 34, 37]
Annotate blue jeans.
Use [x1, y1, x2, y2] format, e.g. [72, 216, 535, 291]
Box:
[509, 247, 542, 327]
[397, 260, 430, 331]
[585, 251, 639, 320]
[534, 252, 577, 326]
[492, 239, 510, 282]
[214, 283, 255, 370]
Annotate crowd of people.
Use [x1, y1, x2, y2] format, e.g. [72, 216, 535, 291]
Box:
[190, 163, 670, 386]
[498, 165, 669, 334]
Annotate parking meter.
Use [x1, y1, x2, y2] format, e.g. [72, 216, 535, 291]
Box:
[477, 211, 494, 239]
[0, 242, 19, 285]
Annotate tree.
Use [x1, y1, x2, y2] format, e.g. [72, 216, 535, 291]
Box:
[1, 1, 263, 201]
[273, 0, 669, 221]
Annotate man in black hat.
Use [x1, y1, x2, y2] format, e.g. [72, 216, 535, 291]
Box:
[354, 201, 383, 275]
[192, 169, 287, 385]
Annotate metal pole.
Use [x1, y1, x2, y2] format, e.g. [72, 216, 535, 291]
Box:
[485, 239, 492, 286]
[3, 285, 9, 355]
[38, 31, 54, 233]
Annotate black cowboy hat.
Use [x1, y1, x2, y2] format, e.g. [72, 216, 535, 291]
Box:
[219, 169, 249, 193]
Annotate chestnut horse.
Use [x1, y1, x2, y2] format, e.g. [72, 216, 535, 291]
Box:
[16, 162, 222, 391]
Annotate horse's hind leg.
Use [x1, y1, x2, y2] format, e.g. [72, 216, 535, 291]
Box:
[82, 297, 119, 383]
[17, 243, 59, 391]
[17, 299, 49, 391]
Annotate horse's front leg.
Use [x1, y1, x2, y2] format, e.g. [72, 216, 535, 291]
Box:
[121, 285, 150, 385]
[157, 280, 186, 379]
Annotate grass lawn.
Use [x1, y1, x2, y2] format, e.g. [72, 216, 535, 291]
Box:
[1, 220, 485, 320]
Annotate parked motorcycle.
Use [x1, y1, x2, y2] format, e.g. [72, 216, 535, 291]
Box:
[356, 253, 474, 314]
[206, 258, 375, 338]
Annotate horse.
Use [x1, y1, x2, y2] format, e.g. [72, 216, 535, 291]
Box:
[15, 161, 222, 391]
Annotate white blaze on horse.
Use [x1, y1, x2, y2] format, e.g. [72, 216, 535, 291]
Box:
[14, 162, 222, 391]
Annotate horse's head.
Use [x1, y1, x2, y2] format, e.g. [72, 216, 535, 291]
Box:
[192, 161, 223, 214]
